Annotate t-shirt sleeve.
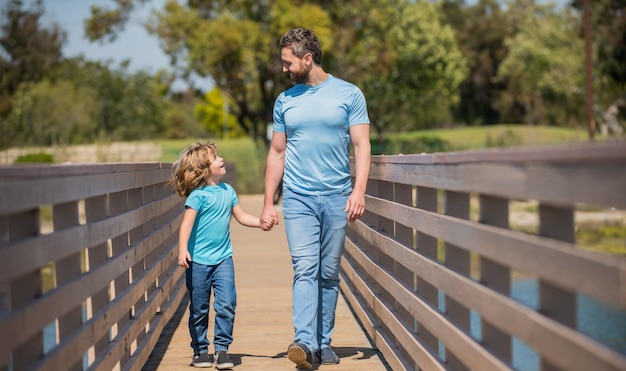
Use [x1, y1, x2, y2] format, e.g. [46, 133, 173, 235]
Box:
[272, 95, 286, 133]
[185, 191, 203, 211]
[227, 184, 239, 207]
[348, 88, 370, 126]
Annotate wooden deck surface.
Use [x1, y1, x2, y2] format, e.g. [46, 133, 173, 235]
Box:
[143, 194, 390, 371]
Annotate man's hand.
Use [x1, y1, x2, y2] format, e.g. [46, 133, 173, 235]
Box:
[345, 191, 366, 221]
[260, 205, 279, 231]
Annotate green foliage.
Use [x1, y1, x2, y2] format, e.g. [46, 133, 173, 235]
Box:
[7, 79, 99, 146]
[441, 0, 510, 125]
[381, 124, 588, 152]
[355, 0, 468, 138]
[195, 88, 244, 138]
[157, 137, 266, 194]
[485, 129, 522, 148]
[372, 136, 452, 155]
[496, 3, 585, 126]
[0, 0, 65, 147]
[14, 152, 54, 163]
[51, 58, 167, 142]
[576, 221, 626, 255]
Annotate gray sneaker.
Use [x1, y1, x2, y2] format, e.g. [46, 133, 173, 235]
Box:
[192, 353, 213, 368]
[215, 351, 234, 370]
[318, 347, 340, 364]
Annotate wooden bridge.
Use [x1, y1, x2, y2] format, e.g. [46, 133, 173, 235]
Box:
[1, 140, 626, 371]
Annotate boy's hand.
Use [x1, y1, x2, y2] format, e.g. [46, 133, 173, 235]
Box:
[178, 251, 191, 268]
[261, 215, 275, 230]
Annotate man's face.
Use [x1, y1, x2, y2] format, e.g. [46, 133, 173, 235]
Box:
[281, 47, 311, 85]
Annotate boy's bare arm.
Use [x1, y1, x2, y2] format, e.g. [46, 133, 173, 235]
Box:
[232, 204, 274, 229]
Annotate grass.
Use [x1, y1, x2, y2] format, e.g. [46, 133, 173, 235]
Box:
[385, 124, 590, 151]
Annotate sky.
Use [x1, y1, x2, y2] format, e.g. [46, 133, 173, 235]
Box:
[37, 0, 213, 91]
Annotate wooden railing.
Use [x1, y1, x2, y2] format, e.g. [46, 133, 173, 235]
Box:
[0, 163, 192, 371]
[2, 142, 625, 371]
[341, 140, 626, 371]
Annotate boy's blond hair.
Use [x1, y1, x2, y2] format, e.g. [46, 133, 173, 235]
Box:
[168, 142, 217, 197]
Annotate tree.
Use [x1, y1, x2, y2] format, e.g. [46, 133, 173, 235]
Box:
[570, 0, 626, 135]
[0, 0, 65, 148]
[6, 79, 99, 146]
[52, 58, 167, 141]
[441, 0, 510, 125]
[496, 0, 585, 126]
[85, 0, 467, 145]
[195, 87, 244, 139]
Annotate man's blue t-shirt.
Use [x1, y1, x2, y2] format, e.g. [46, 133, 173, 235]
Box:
[273, 74, 370, 195]
[184, 183, 238, 265]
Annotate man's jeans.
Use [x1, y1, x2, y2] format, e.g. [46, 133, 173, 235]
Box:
[186, 257, 236, 354]
[282, 188, 349, 352]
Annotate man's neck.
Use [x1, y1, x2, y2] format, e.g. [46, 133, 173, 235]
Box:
[305, 66, 329, 86]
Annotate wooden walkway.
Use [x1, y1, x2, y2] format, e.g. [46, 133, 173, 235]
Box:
[143, 195, 390, 371]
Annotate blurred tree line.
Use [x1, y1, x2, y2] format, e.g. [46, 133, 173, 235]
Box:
[1, 0, 624, 151]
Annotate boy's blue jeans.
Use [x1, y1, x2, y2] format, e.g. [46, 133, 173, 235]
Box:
[282, 188, 349, 353]
[186, 257, 236, 354]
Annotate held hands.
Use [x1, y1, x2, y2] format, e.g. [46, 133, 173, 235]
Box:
[261, 215, 276, 230]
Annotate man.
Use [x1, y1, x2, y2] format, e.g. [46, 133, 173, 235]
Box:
[260, 27, 371, 369]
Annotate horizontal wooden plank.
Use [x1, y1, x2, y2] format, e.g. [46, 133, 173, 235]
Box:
[340, 257, 444, 371]
[369, 140, 626, 165]
[343, 238, 511, 371]
[366, 195, 626, 309]
[29, 243, 182, 371]
[125, 270, 187, 371]
[349, 220, 626, 371]
[0, 214, 181, 355]
[0, 194, 183, 282]
[0, 167, 173, 215]
[0, 163, 169, 179]
[339, 277, 409, 371]
[89, 256, 180, 371]
[368, 161, 626, 209]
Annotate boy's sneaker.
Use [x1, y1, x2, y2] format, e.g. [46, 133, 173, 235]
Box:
[215, 351, 234, 370]
[318, 346, 340, 364]
[192, 353, 213, 368]
[287, 343, 313, 369]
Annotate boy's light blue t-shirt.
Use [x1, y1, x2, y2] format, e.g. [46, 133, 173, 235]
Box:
[184, 183, 238, 266]
[273, 74, 370, 195]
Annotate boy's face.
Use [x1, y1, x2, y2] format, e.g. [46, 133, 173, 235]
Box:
[208, 152, 226, 179]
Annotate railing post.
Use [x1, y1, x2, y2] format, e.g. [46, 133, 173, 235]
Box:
[479, 195, 512, 363]
[53, 201, 83, 371]
[109, 190, 130, 369]
[128, 187, 145, 358]
[415, 186, 439, 364]
[84, 194, 111, 367]
[5, 210, 42, 371]
[443, 190, 471, 371]
[394, 183, 417, 365]
[538, 203, 575, 371]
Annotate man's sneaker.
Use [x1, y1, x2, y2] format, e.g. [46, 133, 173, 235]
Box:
[192, 353, 213, 368]
[318, 346, 340, 364]
[214, 351, 234, 370]
[287, 342, 313, 369]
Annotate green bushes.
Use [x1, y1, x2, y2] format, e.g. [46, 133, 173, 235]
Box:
[371, 136, 452, 155]
[14, 152, 54, 163]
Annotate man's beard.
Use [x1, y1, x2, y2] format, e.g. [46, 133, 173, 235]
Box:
[289, 65, 311, 85]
